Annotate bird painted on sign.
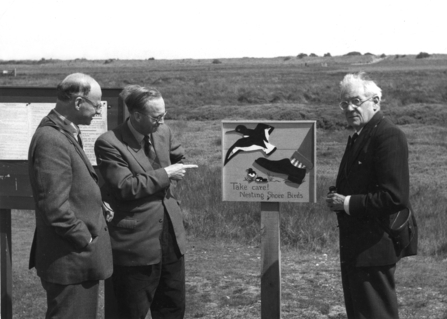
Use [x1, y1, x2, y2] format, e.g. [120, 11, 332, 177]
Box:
[255, 176, 268, 183]
[246, 168, 257, 181]
[224, 123, 277, 165]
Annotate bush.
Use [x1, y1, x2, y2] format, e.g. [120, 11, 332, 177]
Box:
[309, 53, 318, 57]
[345, 51, 361, 56]
[297, 53, 308, 59]
[212, 59, 222, 64]
[283, 56, 291, 61]
[416, 52, 431, 59]
[148, 57, 155, 61]
[380, 53, 387, 58]
[364, 52, 375, 56]
[324, 53, 331, 57]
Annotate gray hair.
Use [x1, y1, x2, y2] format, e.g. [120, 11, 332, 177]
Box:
[56, 73, 94, 101]
[339, 72, 382, 99]
[121, 85, 162, 113]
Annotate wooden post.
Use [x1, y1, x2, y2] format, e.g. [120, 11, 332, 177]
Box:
[0, 209, 12, 319]
[261, 202, 281, 319]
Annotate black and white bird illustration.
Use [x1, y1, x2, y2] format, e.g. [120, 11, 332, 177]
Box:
[224, 123, 277, 165]
[246, 168, 257, 181]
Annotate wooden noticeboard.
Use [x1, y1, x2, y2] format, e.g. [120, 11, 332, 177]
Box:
[0, 87, 125, 210]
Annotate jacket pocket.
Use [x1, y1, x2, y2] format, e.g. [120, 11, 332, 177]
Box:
[112, 219, 138, 229]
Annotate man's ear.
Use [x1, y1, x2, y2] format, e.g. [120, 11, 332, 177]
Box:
[74, 97, 82, 110]
[373, 96, 380, 104]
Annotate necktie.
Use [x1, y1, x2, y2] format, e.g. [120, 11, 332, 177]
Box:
[350, 133, 358, 149]
[77, 132, 84, 149]
[144, 135, 160, 167]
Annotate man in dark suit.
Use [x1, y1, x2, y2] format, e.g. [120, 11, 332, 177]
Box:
[326, 72, 411, 319]
[28, 73, 113, 318]
[94, 85, 196, 319]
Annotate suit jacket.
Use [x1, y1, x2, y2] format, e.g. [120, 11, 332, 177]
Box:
[336, 111, 410, 267]
[28, 110, 113, 285]
[94, 120, 186, 266]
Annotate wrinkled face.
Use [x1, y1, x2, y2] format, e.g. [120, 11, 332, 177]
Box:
[76, 81, 102, 125]
[340, 82, 377, 130]
[134, 97, 166, 135]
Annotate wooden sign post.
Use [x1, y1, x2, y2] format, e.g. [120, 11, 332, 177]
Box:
[261, 202, 281, 318]
[222, 120, 316, 318]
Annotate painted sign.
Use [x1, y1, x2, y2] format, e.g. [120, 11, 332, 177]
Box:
[222, 121, 316, 202]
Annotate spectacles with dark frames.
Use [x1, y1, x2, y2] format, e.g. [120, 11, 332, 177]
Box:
[74, 95, 103, 111]
[140, 111, 167, 123]
[339, 96, 376, 110]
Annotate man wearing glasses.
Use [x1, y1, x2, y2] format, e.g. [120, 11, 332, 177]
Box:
[325, 72, 413, 318]
[28, 73, 113, 318]
[95, 85, 196, 319]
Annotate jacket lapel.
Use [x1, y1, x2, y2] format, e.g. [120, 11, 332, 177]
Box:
[345, 111, 385, 172]
[120, 121, 153, 172]
[45, 111, 98, 182]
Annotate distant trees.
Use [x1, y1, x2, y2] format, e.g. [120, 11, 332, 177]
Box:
[309, 53, 318, 57]
[212, 59, 222, 64]
[324, 53, 331, 57]
[416, 52, 431, 59]
[364, 52, 374, 56]
[297, 53, 308, 59]
[345, 51, 362, 56]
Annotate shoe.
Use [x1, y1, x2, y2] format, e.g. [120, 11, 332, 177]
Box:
[255, 158, 306, 184]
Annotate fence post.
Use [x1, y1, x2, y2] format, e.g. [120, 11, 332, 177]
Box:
[0, 209, 12, 319]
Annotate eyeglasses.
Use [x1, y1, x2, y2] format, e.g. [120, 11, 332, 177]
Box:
[339, 96, 376, 110]
[140, 111, 167, 123]
[74, 95, 103, 112]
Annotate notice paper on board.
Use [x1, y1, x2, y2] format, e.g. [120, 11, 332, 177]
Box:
[0, 102, 107, 165]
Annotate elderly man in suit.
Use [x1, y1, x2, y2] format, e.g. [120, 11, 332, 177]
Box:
[28, 73, 113, 318]
[95, 85, 195, 319]
[325, 72, 412, 319]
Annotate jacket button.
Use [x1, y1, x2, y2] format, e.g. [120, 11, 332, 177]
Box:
[159, 219, 163, 223]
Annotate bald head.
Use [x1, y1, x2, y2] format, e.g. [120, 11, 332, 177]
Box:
[55, 73, 102, 126]
[56, 73, 98, 102]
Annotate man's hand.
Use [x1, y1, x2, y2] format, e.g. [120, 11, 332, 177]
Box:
[102, 202, 114, 222]
[325, 192, 346, 212]
[164, 163, 198, 181]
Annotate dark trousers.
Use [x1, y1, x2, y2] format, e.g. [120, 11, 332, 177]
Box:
[41, 279, 99, 319]
[112, 212, 185, 319]
[341, 263, 399, 319]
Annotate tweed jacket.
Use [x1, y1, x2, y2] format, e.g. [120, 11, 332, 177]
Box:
[94, 120, 186, 266]
[335, 111, 411, 267]
[28, 110, 113, 285]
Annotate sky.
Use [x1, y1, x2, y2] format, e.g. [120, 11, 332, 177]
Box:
[0, 0, 445, 60]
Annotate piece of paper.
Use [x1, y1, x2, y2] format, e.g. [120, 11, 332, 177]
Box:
[0, 102, 108, 165]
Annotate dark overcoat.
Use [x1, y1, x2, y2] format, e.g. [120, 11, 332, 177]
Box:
[336, 111, 411, 267]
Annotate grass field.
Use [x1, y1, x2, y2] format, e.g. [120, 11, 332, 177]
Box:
[2, 54, 447, 318]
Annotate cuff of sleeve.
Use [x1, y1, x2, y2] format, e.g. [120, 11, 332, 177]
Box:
[344, 196, 351, 215]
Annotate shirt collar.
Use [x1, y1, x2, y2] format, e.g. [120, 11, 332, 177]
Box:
[127, 118, 146, 144]
[52, 109, 80, 135]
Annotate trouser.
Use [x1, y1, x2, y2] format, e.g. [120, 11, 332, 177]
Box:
[112, 211, 185, 319]
[341, 263, 399, 319]
[41, 279, 99, 319]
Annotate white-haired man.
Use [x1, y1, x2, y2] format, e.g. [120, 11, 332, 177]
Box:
[326, 72, 414, 319]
